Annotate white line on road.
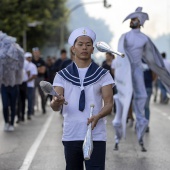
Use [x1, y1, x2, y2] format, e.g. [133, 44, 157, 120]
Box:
[153, 108, 169, 120]
[19, 111, 55, 170]
[162, 112, 167, 116]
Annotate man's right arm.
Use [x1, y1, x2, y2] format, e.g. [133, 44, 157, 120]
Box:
[50, 86, 65, 111]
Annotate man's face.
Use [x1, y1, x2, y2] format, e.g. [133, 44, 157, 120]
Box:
[61, 52, 67, 60]
[130, 18, 140, 29]
[72, 36, 94, 61]
[32, 50, 41, 60]
[26, 57, 32, 62]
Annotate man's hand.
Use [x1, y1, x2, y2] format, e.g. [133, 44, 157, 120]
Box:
[50, 94, 65, 111]
[87, 114, 101, 130]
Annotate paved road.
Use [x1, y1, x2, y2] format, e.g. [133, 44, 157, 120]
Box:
[0, 97, 170, 170]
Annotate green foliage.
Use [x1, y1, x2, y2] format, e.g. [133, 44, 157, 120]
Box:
[0, 0, 69, 51]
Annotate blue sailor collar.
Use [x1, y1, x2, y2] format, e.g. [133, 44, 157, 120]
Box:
[58, 61, 108, 112]
[58, 61, 108, 87]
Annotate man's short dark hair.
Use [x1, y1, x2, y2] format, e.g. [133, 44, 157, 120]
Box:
[60, 49, 67, 54]
[161, 52, 166, 59]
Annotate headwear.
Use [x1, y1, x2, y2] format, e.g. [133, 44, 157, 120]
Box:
[123, 7, 149, 26]
[24, 52, 32, 58]
[32, 47, 39, 51]
[68, 27, 96, 46]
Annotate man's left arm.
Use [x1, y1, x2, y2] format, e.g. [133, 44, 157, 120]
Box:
[88, 84, 113, 130]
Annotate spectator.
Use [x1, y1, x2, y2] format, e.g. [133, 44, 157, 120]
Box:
[32, 47, 47, 114]
[25, 52, 37, 120]
[16, 57, 30, 123]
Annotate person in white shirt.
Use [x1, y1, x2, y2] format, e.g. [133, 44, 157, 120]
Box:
[16, 59, 30, 123]
[25, 52, 37, 120]
[50, 27, 114, 170]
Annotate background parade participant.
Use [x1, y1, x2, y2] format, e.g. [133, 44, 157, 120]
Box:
[112, 7, 170, 151]
[50, 27, 114, 170]
[0, 31, 24, 131]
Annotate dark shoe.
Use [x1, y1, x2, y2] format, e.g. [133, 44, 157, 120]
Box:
[113, 143, 119, 151]
[145, 126, 149, 133]
[16, 119, 20, 124]
[43, 108, 46, 114]
[27, 116, 31, 120]
[163, 97, 169, 104]
[21, 116, 25, 122]
[139, 139, 147, 152]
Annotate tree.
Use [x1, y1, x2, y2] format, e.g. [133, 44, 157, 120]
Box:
[0, 0, 69, 51]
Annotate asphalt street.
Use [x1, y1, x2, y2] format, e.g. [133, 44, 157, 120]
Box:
[0, 96, 170, 170]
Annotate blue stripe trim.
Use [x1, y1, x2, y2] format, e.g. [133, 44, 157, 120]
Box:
[59, 70, 80, 86]
[62, 69, 80, 83]
[84, 67, 105, 82]
[84, 69, 108, 86]
[58, 62, 108, 87]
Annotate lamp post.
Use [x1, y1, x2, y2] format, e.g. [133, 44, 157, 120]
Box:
[23, 21, 43, 51]
[60, 0, 111, 48]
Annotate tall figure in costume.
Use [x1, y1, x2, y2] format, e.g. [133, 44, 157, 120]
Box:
[112, 7, 170, 152]
[50, 27, 114, 170]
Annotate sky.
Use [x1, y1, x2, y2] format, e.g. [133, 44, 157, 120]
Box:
[67, 0, 170, 63]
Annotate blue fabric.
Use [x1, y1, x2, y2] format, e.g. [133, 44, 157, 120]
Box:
[79, 89, 85, 111]
[144, 88, 152, 121]
[62, 141, 106, 170]
[144, 69, 153, 88]
[1, 85, 19, 125]
[58, 62, 108, 111]
[27, 87, 34, 116]
[158, 79, 168, 101]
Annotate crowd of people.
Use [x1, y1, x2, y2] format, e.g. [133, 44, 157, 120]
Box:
[1, 46, 75, 131]
[1, 6, 170, 170]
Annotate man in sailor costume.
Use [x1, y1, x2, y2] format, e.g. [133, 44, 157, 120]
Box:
[112, 7, 170, 152]
[50, 27, 114, 170]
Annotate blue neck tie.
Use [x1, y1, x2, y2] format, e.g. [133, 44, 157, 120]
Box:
[79, 89, 85, 111]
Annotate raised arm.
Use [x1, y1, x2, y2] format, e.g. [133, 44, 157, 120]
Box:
[50, 86, 65, 111]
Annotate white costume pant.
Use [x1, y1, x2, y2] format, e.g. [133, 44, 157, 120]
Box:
[112, 94, 123, 144]
[112, 65, 148, 143]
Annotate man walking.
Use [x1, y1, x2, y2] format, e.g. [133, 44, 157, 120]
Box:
[50, 27, 114, 170]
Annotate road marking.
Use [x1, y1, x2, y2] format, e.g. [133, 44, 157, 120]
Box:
[153, 108, 162, 113]
[162, 112, 167, 116]
[19, 111, 55, 170]
[153, 108, 169, 120]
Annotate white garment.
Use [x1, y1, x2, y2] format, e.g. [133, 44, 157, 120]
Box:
[111, 57, 118, 70]
[22, 60, 30, 82]
[78, 67, 88, 88]
[53, 70, 114, 141]
[27, 62, 38, 87]
[125, 29, 148, 64]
